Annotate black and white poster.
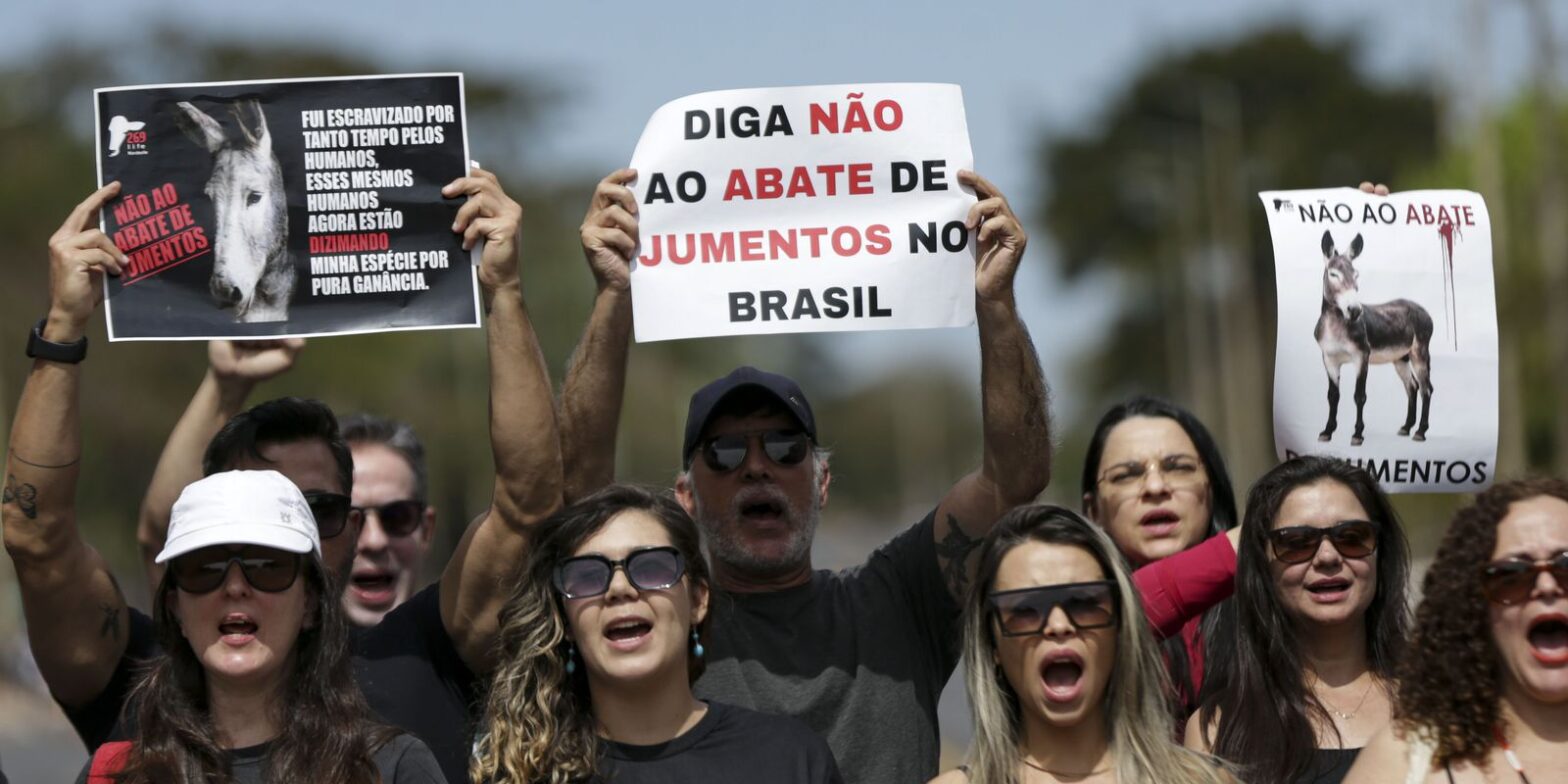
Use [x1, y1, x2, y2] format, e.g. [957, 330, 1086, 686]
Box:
[95, 73, 479, 340]
[1261, 188, 1498, 493]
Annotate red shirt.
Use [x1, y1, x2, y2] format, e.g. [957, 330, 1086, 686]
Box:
[1132, 531, 1238, 700]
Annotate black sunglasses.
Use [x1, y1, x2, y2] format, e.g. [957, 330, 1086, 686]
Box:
[1267, 520, 1378, 564]
[1481, 552, 1568, 606]
[169, 544, 304, 594]
[353, 499, 426, 538]
[988, 580, 1119, 636]
[302, 491, 356, 539]
[553, 547, 686, 599]
[701, 429, 811, 473]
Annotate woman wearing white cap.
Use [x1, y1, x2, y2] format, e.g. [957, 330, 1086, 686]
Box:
[78, 470, 445, 783]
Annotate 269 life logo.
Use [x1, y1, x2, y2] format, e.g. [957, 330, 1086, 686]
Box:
[106, 115, 148, 157]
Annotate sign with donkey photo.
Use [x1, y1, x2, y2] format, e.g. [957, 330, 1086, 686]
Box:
[95, 73, 479, 340]
[1260, 188, 1497, 493]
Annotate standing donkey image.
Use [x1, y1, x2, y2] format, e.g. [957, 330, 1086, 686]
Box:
[1314, 230, 1435, 445]
[173, 99, 294, 323]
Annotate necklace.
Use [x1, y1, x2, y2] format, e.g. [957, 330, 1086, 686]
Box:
[1317, 676, 1375, 720]
[1021, 755, 1110, 779]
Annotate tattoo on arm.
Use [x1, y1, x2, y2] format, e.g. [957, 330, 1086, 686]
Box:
[99, 572, 125, 641]
[936, 514, 984, 599]
[10, 452, 81, 470]
[3, 474, 39, 520]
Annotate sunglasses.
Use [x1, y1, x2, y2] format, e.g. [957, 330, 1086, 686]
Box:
[988, 580, 1119, 636]
[1481, 552, 1568, 606]
[353, 499, 426, 538]
[303, 491, 356, 539]
[701, 429, 811, 473]
[553, 547, 686, 599]
[169, 544, 304, 594]
[1267, 520, 1378, 564]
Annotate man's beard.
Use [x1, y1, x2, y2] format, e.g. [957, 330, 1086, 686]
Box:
[693, 483, 822, 579]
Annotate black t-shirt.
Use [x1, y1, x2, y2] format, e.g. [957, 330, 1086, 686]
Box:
[692, 511, 961, 784]
[600, 701, 842, 784]
[74, 732, 446, 783]
[60, 583, 476, 784]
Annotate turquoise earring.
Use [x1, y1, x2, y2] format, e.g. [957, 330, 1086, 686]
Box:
[692, 629, 705, 659]
[566, 642, 578, 674]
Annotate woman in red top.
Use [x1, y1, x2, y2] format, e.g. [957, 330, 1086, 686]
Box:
[1082, 397, 1242, 710]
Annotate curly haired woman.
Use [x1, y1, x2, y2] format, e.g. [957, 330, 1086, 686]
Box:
[1346, 477, 1568, 783]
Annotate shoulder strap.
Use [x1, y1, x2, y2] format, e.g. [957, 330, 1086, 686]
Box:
[1405, 729, 1437, 784]
[87, 741, 134, 783]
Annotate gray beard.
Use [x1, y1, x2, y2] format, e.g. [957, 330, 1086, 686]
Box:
[693, 488, 822, 580]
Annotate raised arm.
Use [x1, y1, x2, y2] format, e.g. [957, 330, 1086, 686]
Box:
[438, 167, 563, 671]
[931, 171, 1052, 603]
[559, 169, 638, 503]
[135, 339, 302, 594]
[3, 183, 133, 707]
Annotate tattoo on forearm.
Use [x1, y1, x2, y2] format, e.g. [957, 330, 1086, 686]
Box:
[936, 514, 984, 598]
[99, 572, 125, 641]
[10, 452, 81, 470]
[3, 474, 38, 519]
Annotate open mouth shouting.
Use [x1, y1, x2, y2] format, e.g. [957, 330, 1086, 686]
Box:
[350, 566, 398, 608]
[1138, 508, 1182, 538]
[603, 614, 655, 652]
[1039, 648, 1087, 704]
[1527, 612, 1568, 666]
[734, 488, 790, 528]
[218, 612, 259, 646]
[1305, 577, 1353, 604]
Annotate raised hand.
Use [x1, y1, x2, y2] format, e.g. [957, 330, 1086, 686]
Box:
[208, 339, 306, 385]
[959, 171, 1027, 303]
[444, 165, 524, 292]
[579, 169, 639, 292]
[47, 182, 127, 340]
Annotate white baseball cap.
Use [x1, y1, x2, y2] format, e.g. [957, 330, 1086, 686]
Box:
[155, 470, 321, 564]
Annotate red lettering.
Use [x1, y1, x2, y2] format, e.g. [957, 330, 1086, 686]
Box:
[723, 170, 752, 201]
[756, 168, 783, 199]
[865, 224, 892, 255]
[809, 103, 837, 134]
[848, 163, 872, 195]
[739, 230, 765, 261]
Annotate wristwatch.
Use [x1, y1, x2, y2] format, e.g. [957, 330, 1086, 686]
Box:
[25, 318, 88, 363]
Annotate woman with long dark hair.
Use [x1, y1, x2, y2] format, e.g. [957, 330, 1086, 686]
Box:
[1186, 456, 1410, 784]
[1081, 397, 1241, 708]
[471, 484, 840, 783]
[1346, 477, 1568, 783]
[79, 470, 442, 783]
[930, 505, 1232, 784]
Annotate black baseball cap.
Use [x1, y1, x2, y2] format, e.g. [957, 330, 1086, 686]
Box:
[682, 366, 818, 464]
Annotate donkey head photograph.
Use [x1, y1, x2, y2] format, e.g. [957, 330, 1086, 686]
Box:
[1313, 230, 1435, 446]
[172, 98, 294, 323]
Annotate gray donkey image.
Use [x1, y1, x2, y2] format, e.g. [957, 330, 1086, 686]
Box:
[173, 99, 294, 323]
[1314, 230, 1435, 446]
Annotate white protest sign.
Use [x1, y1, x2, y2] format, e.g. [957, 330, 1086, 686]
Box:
[627, 84, 976, 342]
[1261, 188, 1497, 492]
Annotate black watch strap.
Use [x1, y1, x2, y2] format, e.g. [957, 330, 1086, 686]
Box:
[26, 318, 88, 364]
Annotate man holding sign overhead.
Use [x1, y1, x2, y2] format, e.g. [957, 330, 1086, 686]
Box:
[561, 85, 1051, 784]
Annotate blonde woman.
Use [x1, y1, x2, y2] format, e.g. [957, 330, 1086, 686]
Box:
[471, 484, 841, 783]
[932, 505, 1232, 784]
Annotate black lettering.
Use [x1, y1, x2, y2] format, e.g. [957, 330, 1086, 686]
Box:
[676, 172, 706, 203]
[922, 159, 947, 191]
[791, 289, 821, 319]
[761, 290, 787, 321]
[909, 221, 938, 253]
[732, 106, 760, 138]
[765, 106, 793, 136]
[685, 110, 711, 140]
[891, 161, 918, 193]
[823, 287, 849, 318]
[646, 173, 673, 204]
[868, 286, 892, 317]
[1475, 462, 1489, 484]
[729, 291, 756, 322]
[1446, 461, 1473, 485]
[941, 220, 968, 252]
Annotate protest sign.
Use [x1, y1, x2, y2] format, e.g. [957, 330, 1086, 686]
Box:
[95, 73, 479, 340]
[627, 83, 976, 342]
[1261, 188, 1498, 492]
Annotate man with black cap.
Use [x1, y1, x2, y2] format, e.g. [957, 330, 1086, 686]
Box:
[562, 168, 1052, 784]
